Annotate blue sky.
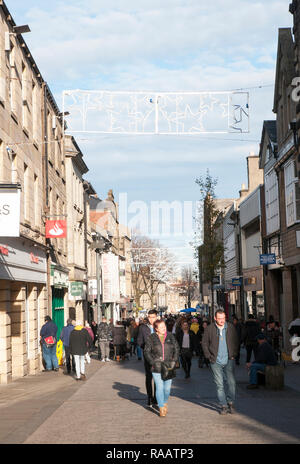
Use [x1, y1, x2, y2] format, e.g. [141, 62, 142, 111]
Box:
[8, 0, 293, 267]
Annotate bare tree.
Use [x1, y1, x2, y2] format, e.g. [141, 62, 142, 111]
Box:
[131, 234, 176, 309]
[171, 266, 198, 308]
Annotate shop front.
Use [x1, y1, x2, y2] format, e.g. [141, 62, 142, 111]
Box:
[243, 268, 264, 320]
[225, 282, 238, 320]
[87, 278, 97, 324]
[0, 237, 47, 383]
[50, 264, 69, 339]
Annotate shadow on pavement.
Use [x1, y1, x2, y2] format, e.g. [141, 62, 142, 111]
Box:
[112, 348, 300, 442]
[112, 381, 159, 416]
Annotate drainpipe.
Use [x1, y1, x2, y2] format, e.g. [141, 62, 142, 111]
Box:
[42, 82, 51, 316]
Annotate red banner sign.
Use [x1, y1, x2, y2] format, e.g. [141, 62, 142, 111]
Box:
[0, 245, 8, 255]
[45, 220, 67, 238]
[30, 252, 39, 264]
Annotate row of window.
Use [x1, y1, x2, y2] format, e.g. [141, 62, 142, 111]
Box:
[265, 159, 300, 234]
[0, 38, 63, 173]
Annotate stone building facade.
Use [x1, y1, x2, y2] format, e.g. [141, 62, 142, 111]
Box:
[259, 120, 283, 325]
[44, 85, 69, 343]
[270, 22, 300, 346]
[0, 1, 69, 383]
[65, 135, 89, 325]
[0, 4, 48, 383]
[222, 156, 263, 320]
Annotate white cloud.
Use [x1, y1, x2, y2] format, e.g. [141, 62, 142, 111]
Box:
[11, 0, 291, 87]
[7, 0, 293, 262]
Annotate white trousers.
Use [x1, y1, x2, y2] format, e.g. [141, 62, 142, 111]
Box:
[74, 355, 85, 379]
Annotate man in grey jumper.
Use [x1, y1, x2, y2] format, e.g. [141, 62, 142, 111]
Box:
[202, 310, 239, 415]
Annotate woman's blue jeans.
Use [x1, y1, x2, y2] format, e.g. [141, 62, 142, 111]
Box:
[152, 373, 172, 408]
[210, 359, 236, 407]
[42, 344, 58, 370]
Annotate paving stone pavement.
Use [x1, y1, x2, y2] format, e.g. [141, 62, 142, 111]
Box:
[1, 351, 300, 444]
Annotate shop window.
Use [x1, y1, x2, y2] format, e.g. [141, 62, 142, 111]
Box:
[265, 169, 279, 235]
[284, 160, 300, 227]
[21, 62, 29, 131]
[9, 43, 17, 114]
[32, 81, 39, 141]
[24, 163, 30, 221]
[34, 174, 39, 227]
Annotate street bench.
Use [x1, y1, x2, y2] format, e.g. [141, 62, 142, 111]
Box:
[257, 365, 284, 390]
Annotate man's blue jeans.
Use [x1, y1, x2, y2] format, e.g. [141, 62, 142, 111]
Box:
[136, 345, 142, 359]
[210, 359, 236, 406]
[249, 362, 266, 385]
[42, 344, 58, 370]
[152, 373, 173, 408]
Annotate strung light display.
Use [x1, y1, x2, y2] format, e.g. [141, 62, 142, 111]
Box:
[62, 90, 249, 135]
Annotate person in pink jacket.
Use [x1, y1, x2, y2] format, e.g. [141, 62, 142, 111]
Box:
[84, 322, 94, 364]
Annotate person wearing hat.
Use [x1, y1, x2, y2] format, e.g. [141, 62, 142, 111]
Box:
[246, 333, 278, 389]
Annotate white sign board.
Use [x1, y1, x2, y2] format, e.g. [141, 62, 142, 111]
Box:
[0, 187, 21, 237]
[88, 279, 99, 301]
[102, 252, 120, 303]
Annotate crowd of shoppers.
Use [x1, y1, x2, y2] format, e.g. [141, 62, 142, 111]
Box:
[40, 308, 285, 416]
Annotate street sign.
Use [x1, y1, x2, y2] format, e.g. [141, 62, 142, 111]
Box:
[70, 281, 84, 297]
[232, 277, 242, 287]
[213, 275, 221, 285]
[260, 254, 276, 265]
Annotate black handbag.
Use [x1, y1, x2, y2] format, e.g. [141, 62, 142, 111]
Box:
[161, 361, 176, 381]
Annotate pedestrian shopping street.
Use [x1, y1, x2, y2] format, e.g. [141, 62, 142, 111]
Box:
[0, 350, 299, 445]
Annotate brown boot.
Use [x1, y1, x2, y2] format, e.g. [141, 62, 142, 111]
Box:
[159, 407, 166, 417]
[159, 407, 167, 417]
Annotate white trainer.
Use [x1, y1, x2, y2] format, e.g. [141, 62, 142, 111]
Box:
[105, 358, 110, 362]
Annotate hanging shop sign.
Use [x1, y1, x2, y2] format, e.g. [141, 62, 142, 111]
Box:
[232, 277, 243, 287]
[102, 252, 120, 303]
[0, 185, 21, 237]
[46, 220, 67, 238]
[69, 281, 86, 301]
[88, 279, 99, 301]
[260, 254, 276, 265]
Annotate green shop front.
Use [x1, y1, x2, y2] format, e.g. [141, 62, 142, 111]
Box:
[50, 263, 69, 340]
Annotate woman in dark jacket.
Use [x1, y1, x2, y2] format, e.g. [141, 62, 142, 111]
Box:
[69, 320, 92, 381]
[112, 321, 127, 361]
[176, 321, 196, 379]
[144, 320, 180, 418]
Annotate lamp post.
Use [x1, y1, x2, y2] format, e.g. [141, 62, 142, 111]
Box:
[91, 234, 112, 325]
[96, 249, 102, 325]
